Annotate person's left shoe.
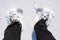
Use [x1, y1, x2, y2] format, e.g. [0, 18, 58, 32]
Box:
[6, 8, 23, 25]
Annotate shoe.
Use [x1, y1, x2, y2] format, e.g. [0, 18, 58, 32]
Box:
[6, 8, 23, 24]
[34, 8, 54, 26]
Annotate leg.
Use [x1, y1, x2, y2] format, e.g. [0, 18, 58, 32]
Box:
[3, 8, 23, 40]
[3, 21, 22, 40]
[34, 19, 56, 40]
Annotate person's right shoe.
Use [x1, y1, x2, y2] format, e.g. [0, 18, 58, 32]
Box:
[34, 8, 56, 40]
[34, 8, 54, 26]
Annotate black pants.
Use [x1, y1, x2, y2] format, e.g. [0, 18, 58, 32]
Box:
[34, 19, 56, 40]
[3, 22, 22, 40]
[3, 19, 56, 40]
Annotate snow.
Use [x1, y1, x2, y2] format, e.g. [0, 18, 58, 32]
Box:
[0, 0, 60, 40]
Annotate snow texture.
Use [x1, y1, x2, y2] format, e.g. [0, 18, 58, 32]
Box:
[0, 0, 60, 40]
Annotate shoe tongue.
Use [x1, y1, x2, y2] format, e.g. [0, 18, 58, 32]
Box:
[12, 21, 21, 25]
[39, 19, 47, 23]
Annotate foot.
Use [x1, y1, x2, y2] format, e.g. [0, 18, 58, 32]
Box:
[6, 8, 23, 24]
[34, 8, 54, 26]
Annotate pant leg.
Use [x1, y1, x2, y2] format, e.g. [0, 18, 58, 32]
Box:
[3, 22, 22, 40]
[34, 19, 56, 40]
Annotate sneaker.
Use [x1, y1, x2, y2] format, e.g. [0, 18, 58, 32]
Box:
[34, 8, 54, 26]
[6, 8, 23, 24]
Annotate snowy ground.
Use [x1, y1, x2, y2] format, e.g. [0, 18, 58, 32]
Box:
[0, 0, 60, 40]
